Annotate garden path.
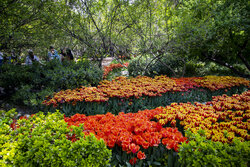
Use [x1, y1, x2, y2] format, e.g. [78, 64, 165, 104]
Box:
[101, 57, 114, 67]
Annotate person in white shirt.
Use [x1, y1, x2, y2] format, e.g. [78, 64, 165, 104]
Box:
[25, 49, 39, 65]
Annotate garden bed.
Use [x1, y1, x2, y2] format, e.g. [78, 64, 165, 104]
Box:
[1, 90, 249, 166]
[43, 75, 249, 116]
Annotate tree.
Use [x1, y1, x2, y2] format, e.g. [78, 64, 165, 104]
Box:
[172, 0, 250, 77]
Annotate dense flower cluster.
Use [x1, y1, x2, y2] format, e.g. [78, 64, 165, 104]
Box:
[64, 109, 187, 159]
[171, 77, 202, 91]
[193, 76, 250, 91]
[42, 86, 109, 107]
[103, 63, 129, 79]
[43, 75, 176, 106]
[98, 75, 176, 98]
[42, 75, 249, 107]
[155, 90, 250, 143]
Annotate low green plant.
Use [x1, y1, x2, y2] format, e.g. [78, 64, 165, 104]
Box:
[0, 108, 17, 126]
[110, 145, 180, 167]
[178, 130, 250, 167]
[0, 111, 111, 167]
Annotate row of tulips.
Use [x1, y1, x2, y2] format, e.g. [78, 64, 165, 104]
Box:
[44, 75, 249, 105]
[103, 62, 129, 79]
[155, 90, 250, 143]
[193, 75, 250, 91]
[64, 108, 187, 166]
[42, 75, 249, 116]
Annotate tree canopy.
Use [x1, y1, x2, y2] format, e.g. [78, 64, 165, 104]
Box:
[0, 0, 249, 77]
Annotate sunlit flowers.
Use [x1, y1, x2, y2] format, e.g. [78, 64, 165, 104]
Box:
[193, 76, 249, 91]
[42, 75, 249, 108]
[155, 90, 250, 143]
[64, 108, 187, 157]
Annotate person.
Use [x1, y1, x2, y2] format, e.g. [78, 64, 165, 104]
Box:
[25, 49, 39, 65]
[60, 48, 67, 62]
[0, 51, 3, 67]
[48, 46, 60, 61]
[66, 48, 74, 61]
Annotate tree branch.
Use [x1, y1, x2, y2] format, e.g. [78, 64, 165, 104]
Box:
[206, 54, 250, 78]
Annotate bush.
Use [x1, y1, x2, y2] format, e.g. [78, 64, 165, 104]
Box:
[0, 60, 103, 108]
[0, 108, 17, 127]
[184, 61, 205, 77]
[128, 56, 250, 78]
[128, 57, 148, 77]
[178, 130, 250, 167]
[45, 60, 103, 90]
[0, 111, 111, 167]
[128, 55, 186, 77]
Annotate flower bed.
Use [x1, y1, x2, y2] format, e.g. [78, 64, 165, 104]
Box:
[2, 91, 250, 166]
[155, 90, 250, 143]
[63, 90, 249, 166]
[64, 108, 187, 166]
[42, 75, 249, 116]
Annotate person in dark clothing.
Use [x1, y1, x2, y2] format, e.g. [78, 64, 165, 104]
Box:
[60, 48, 67, 62]
[66, 48, 74, 61]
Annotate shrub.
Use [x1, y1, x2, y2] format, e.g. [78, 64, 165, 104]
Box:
[0, 108, 17, 126]
[184, 61, 205, 77]
[128, 57, 148, 77]
[0, 111, 111, 167]
[128, 55, 186, 77]
[178, 130, 250, 167]
[45, 60, 103, 90]
[0, 60, 103, 108]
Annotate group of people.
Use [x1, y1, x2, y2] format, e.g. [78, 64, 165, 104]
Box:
[25, 46, 74, 65]
[0, 46, 74, 66]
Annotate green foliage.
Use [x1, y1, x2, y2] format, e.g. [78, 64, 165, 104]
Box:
[178, 130, 250, 167]
[129, 56, 250, 78]
[128, 56, 186, 77]
[0, 108, 17, 126]
[0, 111, 111, 167]
[128, 57, 148, 77]
[0, 61, 103, 108]
[147, 56, 186, 77]
[110, 145, 180, 167]
[45, 60, 102, 89]
[173, 0, 250, 76]
[184, 61, 205, 77]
